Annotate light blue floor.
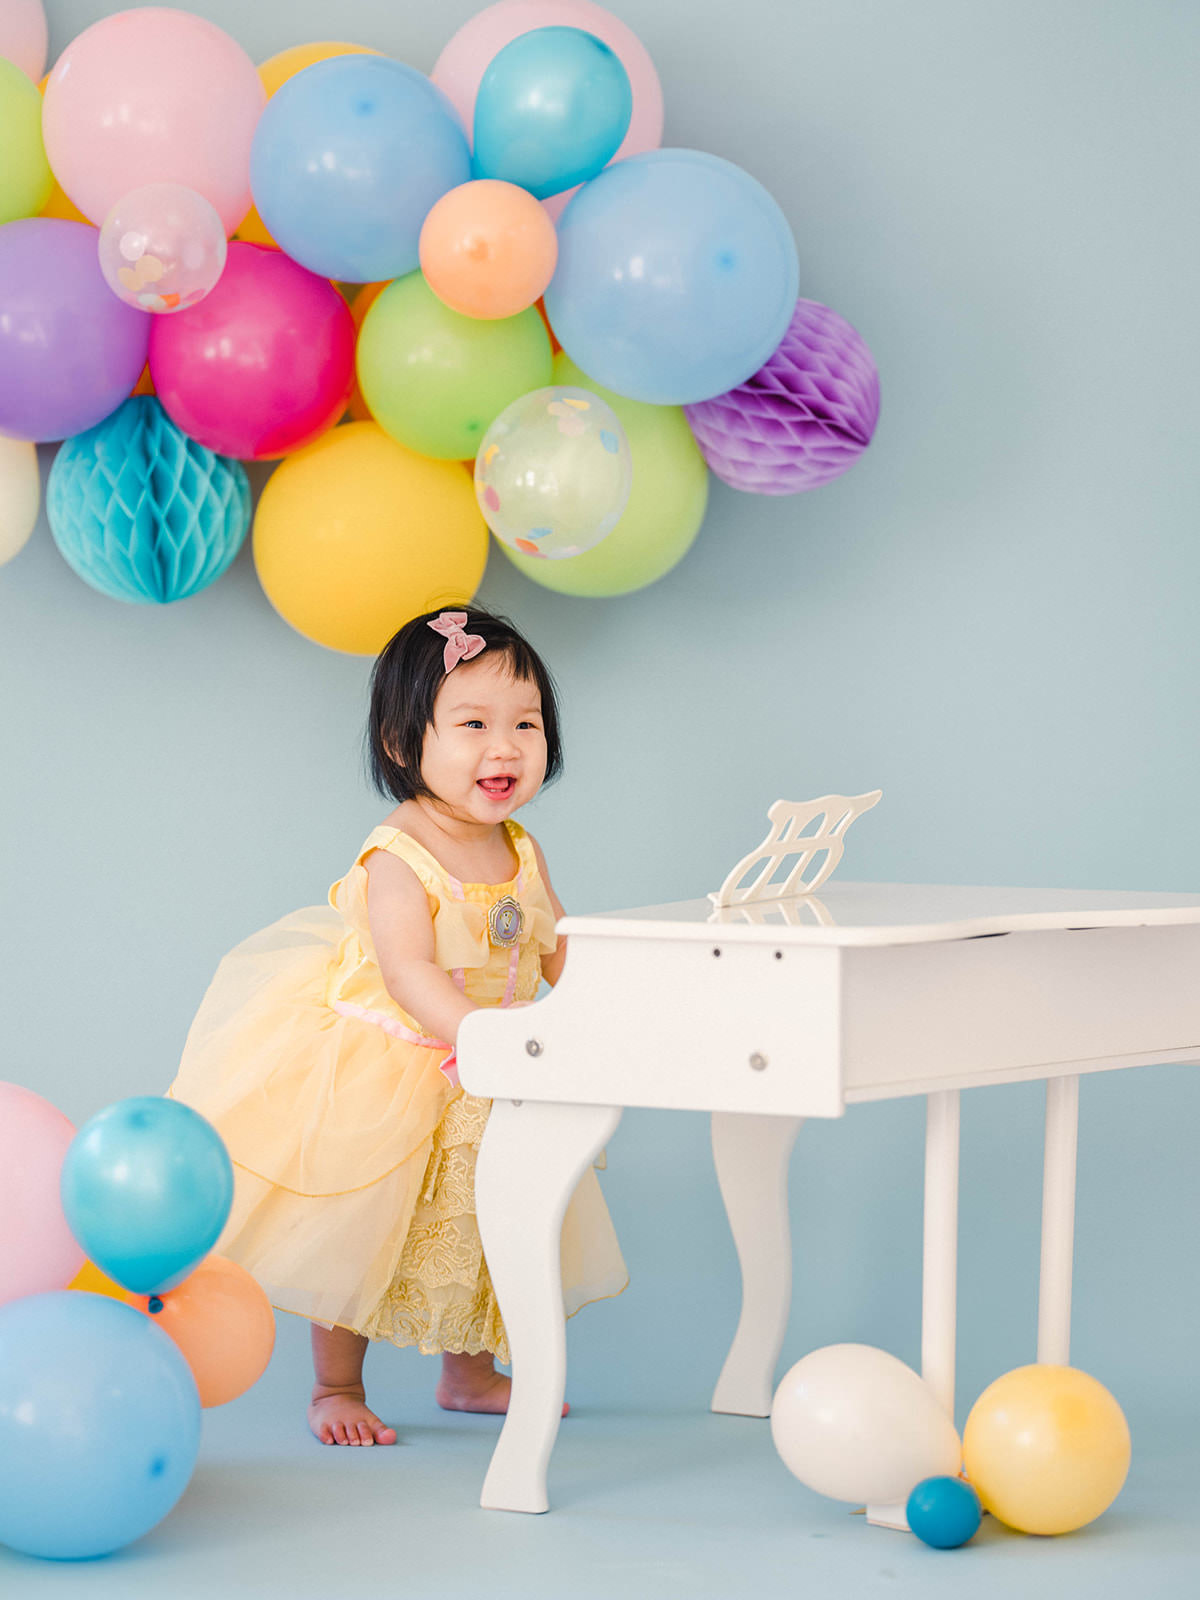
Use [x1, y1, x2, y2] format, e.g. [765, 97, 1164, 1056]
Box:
[3, 1316, 1197, 1600]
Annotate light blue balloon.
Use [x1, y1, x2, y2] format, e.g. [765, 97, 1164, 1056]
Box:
[472, 27, 632, 201]
[250, 55, 471, 282]
[544, 149, 800, 406]
[0, 1292, 201, 1560]
[46, 398, 250, 605]
[61, 1097, 233, 1296]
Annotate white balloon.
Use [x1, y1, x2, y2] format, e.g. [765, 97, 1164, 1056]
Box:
[770, 1343, 962, 1505]
[0, 435, 39, 566]
[0, 0, 47, 81]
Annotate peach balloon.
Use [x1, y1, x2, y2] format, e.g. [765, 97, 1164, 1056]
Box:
[236, 41, 381, 248]
[127, 1256, 276, 1408]
[42, 8, 265, 235]
[432, 0, 663, 220]
[420, 180, 557, 320]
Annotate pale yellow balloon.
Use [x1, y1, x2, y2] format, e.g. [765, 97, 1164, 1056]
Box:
[0, 435, 39, 565]
[253, 421, 488, 655]
[963, 1365, 1131, 1535]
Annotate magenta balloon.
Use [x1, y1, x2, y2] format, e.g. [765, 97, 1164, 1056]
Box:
[0, 219, 150, 444]
[148, 243, 356, 460]
[0, 1081, 85, 1307]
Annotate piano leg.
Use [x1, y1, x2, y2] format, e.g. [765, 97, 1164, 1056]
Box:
[475, 1096, 623, 1513]
[710, 1111, 803, 1417]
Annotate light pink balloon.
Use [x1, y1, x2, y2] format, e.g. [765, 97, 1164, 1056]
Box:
[99, 183, 228, 314]
[0, 1081, 85, 1307]
[0, 0, 47, 81]
[42, 7, 265, 235]
[432, 0, 663, 220]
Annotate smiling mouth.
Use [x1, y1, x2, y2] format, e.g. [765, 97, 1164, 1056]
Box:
[477, 776, 516, 799]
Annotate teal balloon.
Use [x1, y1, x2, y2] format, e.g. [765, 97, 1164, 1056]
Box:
[0, 1292, 200, 1559]
[545, 148, 799, 405]
[906, 1476, 983, 1549]
[46, 396, 250, 604]
[472, 27, 632, 200]
[61, 1097, 233, 1296]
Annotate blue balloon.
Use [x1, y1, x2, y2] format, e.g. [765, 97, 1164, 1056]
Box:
[61, 1097, 233, 1296]
[473, 27, 632, 201]
[46, 398, 250, 605]
[544, 148, 799, 406]
[905, 1476, 983, 1549]
[250, 55, 471, 282]
[0, 1292, 201, 1559]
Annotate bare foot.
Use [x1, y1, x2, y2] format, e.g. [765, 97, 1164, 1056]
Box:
[308, 1382, 398, 1446]
[435, 1352, 568, 1417]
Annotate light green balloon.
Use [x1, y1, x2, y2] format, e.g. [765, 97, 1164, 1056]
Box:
[498, 352, 709, 597]
[0, 59, 53, 225]
[356, 272, 553, 460]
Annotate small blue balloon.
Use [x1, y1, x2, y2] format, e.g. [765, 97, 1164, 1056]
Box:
[545, 148, 799, 405]
[61, 1097, 233, 1296]
[906, 1476, 982, 1549]
[46, 397, 250, 605]
[250, 55, 471, 282]
[473, 26, 632, 201]
[0, 1292, 201, 1560]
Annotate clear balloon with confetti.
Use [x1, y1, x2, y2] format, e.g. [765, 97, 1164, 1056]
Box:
[474, 385, 632, 560]
[98, 183, 227, 314]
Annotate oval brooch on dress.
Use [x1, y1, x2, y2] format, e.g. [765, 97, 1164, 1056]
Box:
[487, 894, 525, 948]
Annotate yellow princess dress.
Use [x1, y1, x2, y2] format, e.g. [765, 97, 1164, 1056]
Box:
[167, 819, 627, 1360]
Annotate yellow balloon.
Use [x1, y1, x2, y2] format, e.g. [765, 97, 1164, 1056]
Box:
[253, 421, 488, 655]
[68, 1260, 127, 1300]
[963, 1365, 1131, 1535]
[235, 42, 382, 248]
[498, 352, 709, 597]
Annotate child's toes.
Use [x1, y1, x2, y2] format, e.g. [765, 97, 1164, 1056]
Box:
[355, 1421, 375, 1445]
[374, 1422, 398, 1445]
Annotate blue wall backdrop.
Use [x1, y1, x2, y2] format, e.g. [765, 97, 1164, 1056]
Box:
[2, 0, 1198, 1562]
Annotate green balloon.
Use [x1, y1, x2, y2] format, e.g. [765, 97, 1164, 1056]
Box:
[0, 60, 53, 226]
[357, 273, 552, 460]
[498, 353, 709, 597]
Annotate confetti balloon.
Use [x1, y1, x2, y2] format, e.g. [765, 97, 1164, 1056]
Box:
[475, 385, 631, 559]
[684, 299, 880, 494]
[98, 184, 227, 314]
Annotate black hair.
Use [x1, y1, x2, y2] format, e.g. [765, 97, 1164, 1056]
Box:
[366, 607, 564, 804]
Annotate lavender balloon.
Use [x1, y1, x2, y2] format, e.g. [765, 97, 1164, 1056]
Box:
[684, 299, 880, 495]
[0, 218, 150, 444]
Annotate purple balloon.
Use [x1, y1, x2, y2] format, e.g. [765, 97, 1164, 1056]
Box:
[0, 219, 150, 444]
[684, 298, 880, 494]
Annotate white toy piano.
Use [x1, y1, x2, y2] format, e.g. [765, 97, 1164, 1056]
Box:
[456, 793, 1200, 1516]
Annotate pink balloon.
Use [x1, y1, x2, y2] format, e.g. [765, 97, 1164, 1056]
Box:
[0, 1082, 85, 1307]
[42, 7, 265, 235]
[148, 243, 355, 460]
[431, 0, 663, 220]
[0, 0, 47, 81]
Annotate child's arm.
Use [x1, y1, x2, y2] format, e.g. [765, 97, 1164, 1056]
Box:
[365, 850, 479, 1044]
[527, 833, 568, 987]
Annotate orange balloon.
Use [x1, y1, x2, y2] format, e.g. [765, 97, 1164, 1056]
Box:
[69, 1259, 126, 1299]
[127, 1256, 276, 1408]
[535, 296, 562, 355]
[346, 280, 390, 421]
[131, 362, 155, 397]
[419, 180, 557, 320]
[235, 41, 382, 248]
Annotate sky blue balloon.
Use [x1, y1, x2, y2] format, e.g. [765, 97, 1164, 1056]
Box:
[544, 149, 799, 406]
[0, 1292, 200, 1560]
[473, 27, 632, 200]
[47, 398, 250, 605]
[250, 55, 471, 283]
[61, 1097, 233, 1296]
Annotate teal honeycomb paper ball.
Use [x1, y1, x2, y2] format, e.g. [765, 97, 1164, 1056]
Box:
[47, 397, 251, 604]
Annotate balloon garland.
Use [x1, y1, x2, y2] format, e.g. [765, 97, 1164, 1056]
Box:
[0, 0, 880, 648]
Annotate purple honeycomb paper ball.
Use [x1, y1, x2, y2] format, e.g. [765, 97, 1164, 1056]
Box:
[684, 299, 880, 494]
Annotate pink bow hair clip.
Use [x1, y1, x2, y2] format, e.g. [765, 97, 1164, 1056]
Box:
[428, 611, 486, 672]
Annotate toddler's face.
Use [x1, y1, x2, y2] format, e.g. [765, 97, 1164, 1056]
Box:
[420, 655, 548, 825]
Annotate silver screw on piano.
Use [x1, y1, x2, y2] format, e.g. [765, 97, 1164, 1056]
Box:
[526, 1039, 543, 1057]
[749, 1052, 768, 1071]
